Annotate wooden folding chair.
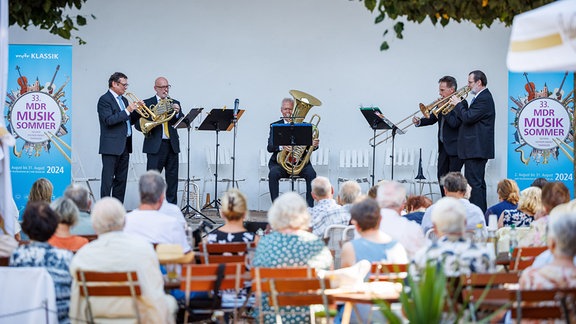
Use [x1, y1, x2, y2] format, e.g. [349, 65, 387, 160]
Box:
[509, 246, 548, 271]
[76, 270, 142, 324]
[269, 277, 334, 324]
[198, 241, 252, 264]
[180, 262, 244, 323]
[251, 267, 316, 324]
[461, 272, 520, 322]
[0, 256, 9, 266]
[510, 288, 576, 322]
[369, 262, 409, 282]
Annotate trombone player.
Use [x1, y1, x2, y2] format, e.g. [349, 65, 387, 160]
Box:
[412, 76, 464, 195]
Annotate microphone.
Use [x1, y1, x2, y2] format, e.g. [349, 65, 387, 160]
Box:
[234, 98, 239, 117]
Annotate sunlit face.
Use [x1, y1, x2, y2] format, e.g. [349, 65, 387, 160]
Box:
[468, 74, 481, 95]
[112, 77, 128, 95]
[438, 82, 455, 98]
[280, 101, 294, 120]
[154, 77, 170, 99]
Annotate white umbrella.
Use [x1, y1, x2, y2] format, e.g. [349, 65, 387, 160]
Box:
[507, 0, 576, 72]
[507, 0, 576, 195]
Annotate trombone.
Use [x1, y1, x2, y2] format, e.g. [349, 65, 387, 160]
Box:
[368, 110, 419, 147]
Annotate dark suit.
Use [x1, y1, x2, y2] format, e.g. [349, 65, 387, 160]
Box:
[267, 120, 317, 207]
[417, 107, 464, 194]
[455, 88, 495, 212]
[97, 90, 139, 202]
[135, 96, 184, 204]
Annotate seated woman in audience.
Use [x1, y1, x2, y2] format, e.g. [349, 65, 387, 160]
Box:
[48, 197, 89, 252]
[10, 202, 73, 323]
[252, 192, 332, 323]
[412, 197, 494, 277]
[403, 195, 432, 225]
[341, 198, 407, 268]
[520, 211, 576, 289]
[485, 179, 519, 223]
[527, 182, 570, 246]
[498, 186, 542, 228]
[28, 178, 54, 203]
[205, 189, 257, 245]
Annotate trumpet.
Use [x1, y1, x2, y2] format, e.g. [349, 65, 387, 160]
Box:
[368, 110, 419, 147]
[419, 86, 470, 118]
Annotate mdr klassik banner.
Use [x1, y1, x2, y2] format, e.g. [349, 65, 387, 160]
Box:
[507, 71, 574, 197]
[4, 44, 72, 213]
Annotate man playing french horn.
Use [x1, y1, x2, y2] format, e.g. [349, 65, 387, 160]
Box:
[135, 77, 184, 204]
[412, 76, 464, 195]
[267, 97, 319, 207]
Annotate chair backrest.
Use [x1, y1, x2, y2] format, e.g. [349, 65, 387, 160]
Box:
[341, 225, 356, 244]
[79, 234, 98, 242]
[510, 288, 576, 321]
[76, 270, 142, 323]
[460, 272, 520, 321]
[198, 241, 251, 264]
[0, 256, 9, 266]
[510, 246, 548, 271]
[370, 263, 409, 282]
[268, 277, 334, 323]
[323, 225, 348, 269]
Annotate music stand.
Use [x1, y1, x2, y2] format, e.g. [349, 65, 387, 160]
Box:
[175, 108, 214, 223]
[361, 107, 404, 184]
[198, 108, 236, 214]
[271, 123, 313, 191]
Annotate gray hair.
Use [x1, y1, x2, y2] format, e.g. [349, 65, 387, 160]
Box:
[311, 176, 332, 198]
[441, 172, 468, 193]
[139, 170, 166, 204]
[91, 197, 126, 234]
[376, 180, 406, 209]
[281, 98, 294, 106]
[431, 197, 466, 236]
[64, 183, 91, 211]
[339, 181, 361, 205]
[267, 192, 310, 231]
[50, 197, 79, 226]
[547, 212, 576, 257]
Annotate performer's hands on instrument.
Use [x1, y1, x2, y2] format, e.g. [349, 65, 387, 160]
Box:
[313, 138, 319, 148]
[172, 103, 180, 114]
[283, 146, 293, 153]
[449, 95, 462, 107]
[127, 101, 137, 113]
[412, 116, 420, 125]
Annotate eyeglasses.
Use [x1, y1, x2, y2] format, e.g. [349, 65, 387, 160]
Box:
[155, 85, 171, 89]
[116, 81, 129, 88]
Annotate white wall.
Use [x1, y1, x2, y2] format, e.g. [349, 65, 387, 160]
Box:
[9, 0, 511, 211]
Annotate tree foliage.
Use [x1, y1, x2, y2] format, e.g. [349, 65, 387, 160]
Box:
[8, 0, 94, 45]
[356, 0, 555, 50]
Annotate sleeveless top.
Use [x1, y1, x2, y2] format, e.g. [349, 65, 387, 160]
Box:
[351, 237, 402, 262]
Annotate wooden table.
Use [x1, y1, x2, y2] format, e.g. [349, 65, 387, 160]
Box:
[329, 281, 402, 324]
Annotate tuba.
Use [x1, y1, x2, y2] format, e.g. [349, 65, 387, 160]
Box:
[277, 90, 322, 175]
[125, 93, 176, 136]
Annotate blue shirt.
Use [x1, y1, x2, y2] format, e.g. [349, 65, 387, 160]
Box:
[484, 200, 517, 223]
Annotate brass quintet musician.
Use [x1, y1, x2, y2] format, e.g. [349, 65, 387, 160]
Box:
[267, 96, 319, 207]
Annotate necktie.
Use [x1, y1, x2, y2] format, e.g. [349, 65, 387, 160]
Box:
[117, 95, 132, 137]
[163, 122, 170, 139]
[470, 96, 476, 105]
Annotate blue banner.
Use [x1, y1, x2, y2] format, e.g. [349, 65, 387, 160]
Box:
[4, 44, 72, 214]
[507, 71, 574, 196]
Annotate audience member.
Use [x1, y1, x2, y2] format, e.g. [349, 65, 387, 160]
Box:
[532, 200, 576, 267]
[0, 213, 18, 257]
[320, 180, 362, 232]
[10, 202, 73, 323]
[63, 184, 95, 235]
[367, 185, 378, 199]
[530, 177, 548, 189]
[484, 179, 520, 223]
[498, 186, 542, 228]
[159, 198, 187, 230]
[308, 176, 341, 237]
[404, 195, 432, 225]
[341, 197, 407, 268]
[412, 197, 494, 277]
[528, 182, 571, 246]
[69, 197, 177, 323]
[252, 192, 332, 323]
[48, 197, 89, 252]
[123, 170, 191, 252]
[206, 189, 257, 244]
[377, 180, 425, 258]
[520, 211, 576, 289]
[421, 172, 486, 233]
[28, 177, 53, 203]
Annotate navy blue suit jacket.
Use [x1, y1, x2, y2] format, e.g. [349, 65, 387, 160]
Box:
[455, 88, 495, 160]
[97, 91, 139, 155]
[418, 105, 463, 156]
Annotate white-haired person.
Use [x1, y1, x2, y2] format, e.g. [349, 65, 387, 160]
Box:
[63, 183, 95, 235]
[69, 197, 177, 323]
[412, 197, 494, 277]
[48, 197, 89, 252]
[252, 192, 332, 323]
[520, 210, 576, 289]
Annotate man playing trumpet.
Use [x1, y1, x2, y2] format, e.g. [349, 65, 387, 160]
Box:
[413, 76, 464, 195]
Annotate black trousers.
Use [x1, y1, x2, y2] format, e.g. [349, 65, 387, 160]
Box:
[464, 158, 488, 213]
[100, 145, 130, 203]
[268, 162, 316, 207]
[147, 140, 179, 204]
[437, 143, 464, 196]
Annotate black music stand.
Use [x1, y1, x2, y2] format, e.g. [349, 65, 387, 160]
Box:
[198, 109, 236, 214]
[361, 107, 404, 184]
[174, 108, 214, 223]
[271, 123, 313, 191]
